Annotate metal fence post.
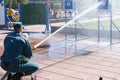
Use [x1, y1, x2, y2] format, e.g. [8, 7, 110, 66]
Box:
[4, 5, 9, 29]
[18, 4, 22, 22]
[110, 1, 112, 45]
[45, 2, 50, 32]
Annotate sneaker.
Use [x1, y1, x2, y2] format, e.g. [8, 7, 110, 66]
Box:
[12, 72, 25, 80]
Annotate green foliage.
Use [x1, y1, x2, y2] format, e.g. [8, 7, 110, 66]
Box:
[4, 0, 10, 5]
[21, 3, 46, 25]
[4, 0, 28, 9]
[77, 18, 120, 29]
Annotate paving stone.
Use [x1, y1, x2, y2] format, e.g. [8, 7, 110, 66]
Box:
[0, 25, 120, 80]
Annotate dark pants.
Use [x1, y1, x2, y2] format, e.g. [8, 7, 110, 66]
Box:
[8, 16, 12, 22]
[1, 61, 39, 75]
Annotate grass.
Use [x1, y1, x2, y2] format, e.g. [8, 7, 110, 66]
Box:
[70, 18, 120, 30]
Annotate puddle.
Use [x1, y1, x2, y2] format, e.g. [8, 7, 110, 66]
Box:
[28, 32, 65, 59]
[74, 50, 93, 56]
[28, 32, 93, 60]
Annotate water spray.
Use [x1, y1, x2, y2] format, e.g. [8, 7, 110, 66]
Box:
[33, 2, 103, 49]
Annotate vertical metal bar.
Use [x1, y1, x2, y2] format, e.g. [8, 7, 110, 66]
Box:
[64, 6, 67, 40]
[74, 1, 77, 41]
[110, 2, 112, 45]
[5, 4, 9, 28]
[18, 4, 22, 22]
[65, 9, 67, 39]
[45, 3, 50, 32]
[98, 10, 100, 43]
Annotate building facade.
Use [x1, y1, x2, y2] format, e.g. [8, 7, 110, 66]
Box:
[0, 0, 5, 25]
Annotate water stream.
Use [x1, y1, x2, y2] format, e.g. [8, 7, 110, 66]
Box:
[33, 2, 103, 48]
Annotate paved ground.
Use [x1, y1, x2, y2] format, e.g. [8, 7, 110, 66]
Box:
[0, 25, 120, 80]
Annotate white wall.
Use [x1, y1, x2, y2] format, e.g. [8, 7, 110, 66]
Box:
[0, 1, 5, 25]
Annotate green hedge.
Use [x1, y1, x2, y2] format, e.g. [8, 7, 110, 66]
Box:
[21, 3, 46, 25]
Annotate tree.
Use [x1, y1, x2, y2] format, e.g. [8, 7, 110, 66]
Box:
[4, 0, 28, 9]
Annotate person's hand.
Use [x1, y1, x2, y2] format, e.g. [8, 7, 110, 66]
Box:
[22, 55, 29, 61]
[22, 33, 29, 39]
[32, 46, 36, 51]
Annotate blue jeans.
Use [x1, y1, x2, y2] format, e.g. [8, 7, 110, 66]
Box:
[8, 16, 12, 21]
[1, 61, 39, 75]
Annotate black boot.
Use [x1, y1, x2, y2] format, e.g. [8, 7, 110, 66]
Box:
[7, 73, 13, 80]
[12, 72, 25, 80]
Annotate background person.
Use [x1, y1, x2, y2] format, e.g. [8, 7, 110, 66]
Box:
[12, 11, 20, 22]
[7, 7, 14, 28]
[7, 6, 14, 22]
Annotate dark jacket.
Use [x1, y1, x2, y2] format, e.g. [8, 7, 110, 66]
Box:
[1, 32, 32, 63]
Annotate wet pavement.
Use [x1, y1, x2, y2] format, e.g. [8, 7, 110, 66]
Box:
[0, 25, 120, 80]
